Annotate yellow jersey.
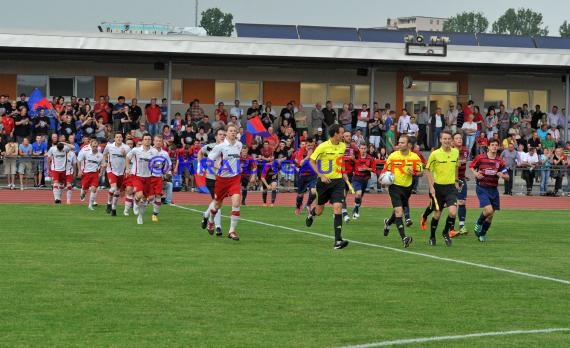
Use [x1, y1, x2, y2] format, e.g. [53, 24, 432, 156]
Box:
[385, 150, 423, 187]
[426, 147, 459, 185]
[310, 139, 347, 179]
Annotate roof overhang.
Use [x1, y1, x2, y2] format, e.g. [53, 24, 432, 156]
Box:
[0, 29, 569, 72]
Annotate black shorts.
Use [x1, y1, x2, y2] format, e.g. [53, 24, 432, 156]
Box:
[206, 178, 216, 199]
[388, 184, 412, 208]
[316, 178, 345, 205]
[241, 175, 250, 189]
[297, 175, 317, 194]
[430, 183, 457, 210]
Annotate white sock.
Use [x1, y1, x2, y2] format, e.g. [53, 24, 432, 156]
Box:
[125, 194, 134, 211]
[214, 208, 222, 229]
[89, 191, 96, 207]
[107, 188, 115, 204]
[230, 206, 240, 233]
[53, 185, 62, 200]
[204, 201, 216, 219]
[112, 194, 119, 210]
[153, 199, 161, 215]
[66, 187, 72, 202]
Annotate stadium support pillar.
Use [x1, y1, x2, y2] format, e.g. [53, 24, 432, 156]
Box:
[167, 60, 173, 125]
[369, 66, 375, 112]
[566, 72, 570, 142]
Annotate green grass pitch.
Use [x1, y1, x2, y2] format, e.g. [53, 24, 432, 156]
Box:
[1, 204, 569, 347]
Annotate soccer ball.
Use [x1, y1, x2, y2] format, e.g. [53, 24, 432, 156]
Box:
[379, 171, 395, 186]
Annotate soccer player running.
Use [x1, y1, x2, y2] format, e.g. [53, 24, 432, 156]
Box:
[305, 124, 350, 250]
[469, 138, 509, 242]
[382, 135, 423, 248]
[102, 132, 130, 216]
[450, 132, 470, 237]
[294, 137, 317, 215]
[341, 131, 359, 222]
[200, 128, 226, 236]
[351, 144, 374, 220]
[125, 134, 159, 224]
[122, 139, 136, 216]
[423, 131, 460, 247]
[47, 142, 70, 204]
[77, 137, 104, 211]
[204, 124, 243, 241]
[65, 149, 77, 204]
[150, 135, 172, 222]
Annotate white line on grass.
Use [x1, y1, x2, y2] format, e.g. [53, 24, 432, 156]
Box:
[340, 328, 570, 347]
[173, 205, 570, 286]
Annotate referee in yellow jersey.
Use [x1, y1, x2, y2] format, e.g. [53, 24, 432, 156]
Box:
[424, 130, 461, 247]
[306, 124, 350, 250]
[382, 134, 423, 248]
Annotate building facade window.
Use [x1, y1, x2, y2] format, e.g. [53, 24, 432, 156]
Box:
[139, 80, 164, 100]
[17, 75, 95, 99]
[215, 81, 261, 104]
[484, 89, 548, 111]
[108, 77, 137, 100]
[301, 83, 370, 107]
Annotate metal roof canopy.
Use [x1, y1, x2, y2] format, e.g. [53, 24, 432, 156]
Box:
[0, 29, 568, 73]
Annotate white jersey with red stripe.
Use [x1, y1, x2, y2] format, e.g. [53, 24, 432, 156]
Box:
[151, 148, 172, 177]
[207, 139, 243, 178]
[127, 146, 159, 178]
[103, 142, 130, 176]
[47, 146, 69, 172]
[77, 150, 103, 174]
[66, 151, 77, 175]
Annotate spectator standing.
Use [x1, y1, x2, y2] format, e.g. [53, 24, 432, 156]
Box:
[397, 108, 411, 137]
[338, 103, 352, 132]
[160, 98, 169, 128]
[520, 147, 539, 195]
[500, 143, 519, 195]
[94, 96, 111, 124]
[417, 106, 429, 150]
[18, 137, 33, 190]
[145, 98, 161, 136]
[538, 148, 552, 196]
[230, 99, 243, 126]
[112, 96, 127, 133]
[497, 104, 510, 140]
[445, 103, 458, 134]
[130, 98, 143, 130]
[461, 113, 477, 157]
[310, 102, 324, 135]
[368, 110, 383, 149]
[31, 135, 47, 187]
[13, 107, 31, 144]
[322, 101, 337, 135]
[356, 104, 370, 137]
[3, 136, 18, 189]
[429, 108, 444, 149]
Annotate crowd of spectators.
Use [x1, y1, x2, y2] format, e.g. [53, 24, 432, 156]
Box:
[0, 92, 569, 196]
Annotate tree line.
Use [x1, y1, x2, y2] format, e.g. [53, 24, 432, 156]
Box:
[198, 7, 570, 38]
[443, 8, 570, 37]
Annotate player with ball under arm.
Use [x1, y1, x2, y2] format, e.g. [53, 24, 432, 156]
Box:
[381, 134, 424, 248]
